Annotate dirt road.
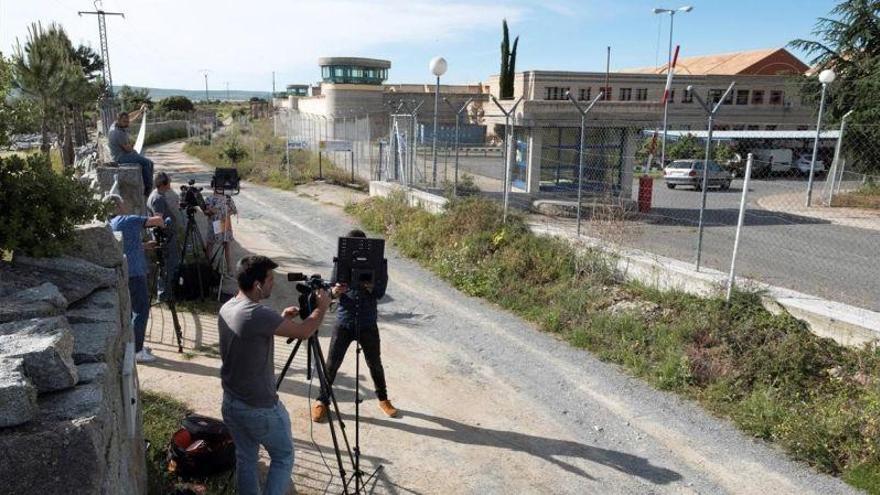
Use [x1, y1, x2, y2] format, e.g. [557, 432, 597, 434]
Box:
[138, 141, 857, 494]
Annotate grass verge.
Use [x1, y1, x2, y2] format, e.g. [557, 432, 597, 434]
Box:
[183, 118, 367, 191]
[142, 390, 230, 494]
[347, 193, 880, 493]
[832, 181, 880, 209]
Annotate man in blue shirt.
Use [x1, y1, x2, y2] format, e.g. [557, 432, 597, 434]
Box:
[106, 194, 166, 363]
[108, 105, 153, 196]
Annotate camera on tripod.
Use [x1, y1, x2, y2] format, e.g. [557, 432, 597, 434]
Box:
[287, 273, 332, 319]
[179, 179, 207, 214]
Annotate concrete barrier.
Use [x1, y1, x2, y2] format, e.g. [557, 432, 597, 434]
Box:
[369, 181, 448, 214]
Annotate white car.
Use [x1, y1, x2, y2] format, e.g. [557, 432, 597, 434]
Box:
[793, 154, 826, 176]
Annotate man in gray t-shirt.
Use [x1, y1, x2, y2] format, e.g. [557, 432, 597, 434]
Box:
[108, 105, 154, 195]
[147, 172, 180, 302]
[218, 255, 330, 495]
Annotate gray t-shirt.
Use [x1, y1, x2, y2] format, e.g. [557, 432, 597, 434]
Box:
[108, 122, 130, 162]
[219, 296, 284, 407]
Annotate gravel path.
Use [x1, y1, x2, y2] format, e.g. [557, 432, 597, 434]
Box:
[138, 141, 860, 494]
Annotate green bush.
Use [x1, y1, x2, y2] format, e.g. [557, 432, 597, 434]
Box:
[144, 127, 188, 146]
[159, 95, 194, 113]
[0, 153, 105, 256]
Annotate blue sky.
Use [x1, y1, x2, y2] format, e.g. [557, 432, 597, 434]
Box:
[1, 0, 838, 91]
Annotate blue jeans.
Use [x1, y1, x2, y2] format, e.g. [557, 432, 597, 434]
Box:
[221, 394, 294, 495]
[116, 151, 154, 194]
[128, 275, 149, 352]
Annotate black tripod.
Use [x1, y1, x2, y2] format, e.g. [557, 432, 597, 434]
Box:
[179, 207, 211, 300]
[149, 234, 184, 353]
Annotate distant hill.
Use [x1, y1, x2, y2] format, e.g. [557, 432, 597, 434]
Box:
[113, 85, 272, 101]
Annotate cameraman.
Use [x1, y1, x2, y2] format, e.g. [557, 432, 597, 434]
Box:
[219, 255, 331, 495]
[312, 230, 398, 422]
[147, 172, 179, 302]
[106, 194, 166, 363]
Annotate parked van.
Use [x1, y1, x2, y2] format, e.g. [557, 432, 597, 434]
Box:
[751, 148, 793, 177]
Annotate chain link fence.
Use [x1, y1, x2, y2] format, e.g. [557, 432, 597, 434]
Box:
[272, 100, 880, 312]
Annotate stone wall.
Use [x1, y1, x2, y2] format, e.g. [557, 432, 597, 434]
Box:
[0, 225, 147, 493]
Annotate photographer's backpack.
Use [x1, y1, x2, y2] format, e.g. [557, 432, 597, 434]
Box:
[167, 414, 236, 478]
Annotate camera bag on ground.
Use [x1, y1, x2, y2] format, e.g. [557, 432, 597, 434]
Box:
[167, 414, 236, 478]
[174, 261, 220, 301]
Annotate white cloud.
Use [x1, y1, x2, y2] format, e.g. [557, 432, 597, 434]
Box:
[2, 0, 525, 88]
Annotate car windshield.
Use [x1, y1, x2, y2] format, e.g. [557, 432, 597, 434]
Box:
[669, 161, 697, 169]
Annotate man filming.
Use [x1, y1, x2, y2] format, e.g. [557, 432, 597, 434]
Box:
[312, 229, 398, 422]
[106, 193, 166, 363]
[219, 255, 331, 495]
[108, 104, 153, 196]
[147, 172, 180, 302]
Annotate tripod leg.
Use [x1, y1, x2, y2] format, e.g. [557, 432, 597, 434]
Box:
[167, 301, 184, 353]
[309, 337, 354, 494]
[275, 339, 303, 390]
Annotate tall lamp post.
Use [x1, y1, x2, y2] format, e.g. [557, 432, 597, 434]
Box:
[430, 56, 447, 186]
[653, 5, 692, 168]
[806, 69, 835, 207]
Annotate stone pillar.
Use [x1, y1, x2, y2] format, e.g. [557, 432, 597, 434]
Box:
[96, 165, 146, 216]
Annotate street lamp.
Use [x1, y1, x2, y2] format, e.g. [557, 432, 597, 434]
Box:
[806, 68, 835, 207]
[430, 56, 447, 186]
[653, 5, 693, 169]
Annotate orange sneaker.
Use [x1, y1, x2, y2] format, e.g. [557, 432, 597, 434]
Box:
[378, 400, 399, 418]
[311, 402, 328, 422]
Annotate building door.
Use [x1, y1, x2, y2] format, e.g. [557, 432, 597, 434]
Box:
[540, 127, 624, 194]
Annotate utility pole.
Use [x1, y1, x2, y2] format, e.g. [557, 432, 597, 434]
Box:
[199, 69, 210, 102]
[272, 71, 276, 97]
[78, 1, 124, 96]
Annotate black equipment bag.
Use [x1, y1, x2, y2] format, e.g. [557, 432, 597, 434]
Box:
[167, 414, 236, 478]
[174, 261, 220, 301]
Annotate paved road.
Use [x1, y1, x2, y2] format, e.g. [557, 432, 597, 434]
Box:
[627, 177, 880, 311]
[140, 141, 858, 494]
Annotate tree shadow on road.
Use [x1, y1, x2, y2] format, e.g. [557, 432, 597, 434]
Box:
[344, 410, 683, 485]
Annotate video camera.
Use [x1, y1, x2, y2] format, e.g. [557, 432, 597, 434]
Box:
[150, 218, 174, 249]
[287, 273, 332, 319]
[179, 179, 207, 214]
[210, 168, 241, 195]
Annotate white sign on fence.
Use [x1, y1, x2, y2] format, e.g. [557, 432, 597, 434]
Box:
[319, 139, 353, 152]
[287, 139, 309, 150]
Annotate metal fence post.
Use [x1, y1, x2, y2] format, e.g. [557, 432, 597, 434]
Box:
[825, 110, 854, 205]
[692, 81, 735, 272]
[444, 97, 472, 197]
[565, 91, 604, 236]
[726, 153, 753, 302]
[490, 95, 523, 223]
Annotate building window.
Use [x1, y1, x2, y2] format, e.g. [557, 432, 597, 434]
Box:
[636, 88, 648, 101]
[769, 90, 784, 105]
[681, 88, 693, 103]
[668, 89, 675, 104]
[747, 125, 760, 130]
[733, 124, 745, 130]
[766, 125, 778, 130]
[619, 88, 632, 101]
[736, 90, 749, 105]
[709, 89, 724, 104]
[544, 87, 570, 100]
[797, 125, 809, 131]
[579, 87, 591, 101]
[752, 90, 765, 105]
[601, 87, 612, 100]
[723, 90, 733, 105]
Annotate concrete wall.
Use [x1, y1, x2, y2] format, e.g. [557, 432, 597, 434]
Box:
[0, 223, 147, 494]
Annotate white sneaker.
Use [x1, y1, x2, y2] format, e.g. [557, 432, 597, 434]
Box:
[136, 349, 157, 363]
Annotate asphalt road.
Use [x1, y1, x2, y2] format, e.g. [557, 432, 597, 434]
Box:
[628, 176, 879, 311]
[142, 141, 859, 494]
